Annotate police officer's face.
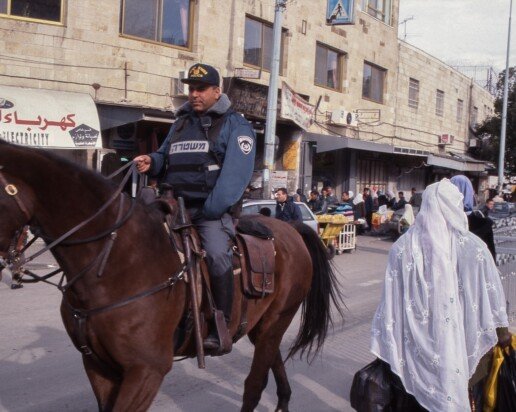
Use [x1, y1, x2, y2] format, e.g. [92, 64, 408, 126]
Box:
[188, 83, 221, 113]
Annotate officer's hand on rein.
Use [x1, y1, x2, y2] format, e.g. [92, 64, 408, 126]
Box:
[134, 155, 151, 173]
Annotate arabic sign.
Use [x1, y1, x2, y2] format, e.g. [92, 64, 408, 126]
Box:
[280, 82, 315, 130]
[224, 78, 270, 119]
[0, 85, 101, 149]
[326, 0, 354, 25]
[234, 68, 261, 79]
[355, 109, 381, 123]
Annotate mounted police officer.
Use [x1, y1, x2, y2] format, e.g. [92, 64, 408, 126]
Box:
[134, 63, 256, 350]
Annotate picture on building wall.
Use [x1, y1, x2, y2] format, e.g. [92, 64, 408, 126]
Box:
[326, 0, 354, 25]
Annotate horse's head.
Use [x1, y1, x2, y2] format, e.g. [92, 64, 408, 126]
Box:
[0, 168, 34, 258]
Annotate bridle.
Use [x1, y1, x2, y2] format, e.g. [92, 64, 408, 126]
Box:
[0, 162, 187, 311]
[0, 166, 32, 229]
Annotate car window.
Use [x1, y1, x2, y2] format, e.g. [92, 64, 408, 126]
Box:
[298, 203, 314, 221]
[242, 202, 315, 222]
[241, 203, 276, 217]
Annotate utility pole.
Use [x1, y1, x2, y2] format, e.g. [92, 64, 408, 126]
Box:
[263, 0, 286, 199]
[498, 0, 513, 190]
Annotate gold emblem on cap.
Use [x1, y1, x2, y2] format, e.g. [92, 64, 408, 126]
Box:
[189, 65, 208, 78]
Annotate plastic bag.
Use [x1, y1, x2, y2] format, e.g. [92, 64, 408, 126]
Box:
[496, 341, 516, 412]
[483, 346, 505, 412]
[350, 358, 391, 411]
[350, 358, 426, 411]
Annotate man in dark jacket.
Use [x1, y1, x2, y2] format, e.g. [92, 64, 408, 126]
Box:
[134, 63, 256, 350]
[392, 191, 408, 210]
[307, 190, 322, 213]
[275, 188, 303, 222]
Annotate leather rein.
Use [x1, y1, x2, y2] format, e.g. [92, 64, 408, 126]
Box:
[0, 162, 187, 320]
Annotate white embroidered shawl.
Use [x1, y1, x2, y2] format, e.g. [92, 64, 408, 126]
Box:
[370, 179, 509, 411]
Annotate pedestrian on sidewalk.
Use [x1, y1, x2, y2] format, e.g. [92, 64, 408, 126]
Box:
[370, 179, 510, 411]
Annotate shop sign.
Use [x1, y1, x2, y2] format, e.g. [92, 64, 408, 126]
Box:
[225, 79, 269, 119]
[0, 85, 101, 149]
[234, 68, 261, 79]
[355, 109, 381, 123]
[280, 82, 315, 131]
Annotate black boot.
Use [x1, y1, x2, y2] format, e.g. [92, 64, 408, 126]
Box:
[203, 270, 234, 350]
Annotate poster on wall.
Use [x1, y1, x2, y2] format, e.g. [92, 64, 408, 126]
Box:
[270, 170, 288, 193]
[326, 0, 355, 25]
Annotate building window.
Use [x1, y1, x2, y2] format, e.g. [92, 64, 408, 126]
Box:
[244, 16, 285, 73]
[0, 0, 63, 23]
[456, 99, 463, 123]
[471, 106, 478, 127]
[362, 62, 386, 103]
[408, 78, 419, 109]
[435, 89, 444, 117]
[360, 0, 392, 25]
[314, 43, 343, 90]
[121, 0, 192, 48]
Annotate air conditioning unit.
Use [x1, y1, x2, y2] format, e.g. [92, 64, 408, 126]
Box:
[438, 134, 454, 145]
[330, 108, 358, 127]
[172, 71, 189, 96]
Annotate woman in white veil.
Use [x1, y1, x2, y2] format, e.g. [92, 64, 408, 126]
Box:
[370, 179, 510, 411]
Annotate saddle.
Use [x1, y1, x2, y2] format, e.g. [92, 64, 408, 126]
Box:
[143, 189, 276, 357]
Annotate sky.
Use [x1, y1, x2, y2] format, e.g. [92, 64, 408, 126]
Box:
[398, 0, 515, 73]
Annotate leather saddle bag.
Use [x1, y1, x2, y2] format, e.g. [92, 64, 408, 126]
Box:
[236, 233, 275, 298]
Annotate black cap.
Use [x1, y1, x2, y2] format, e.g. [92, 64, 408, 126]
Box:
[181, 63, 220, 87]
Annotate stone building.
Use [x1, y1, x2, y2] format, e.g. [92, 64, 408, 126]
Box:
[0, 0, 494, 197]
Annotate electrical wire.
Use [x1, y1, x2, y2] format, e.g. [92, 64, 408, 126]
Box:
[313, 119, 437, 149]
[0, 73, 170, 99]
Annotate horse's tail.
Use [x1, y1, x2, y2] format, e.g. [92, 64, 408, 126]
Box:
[286, 222, 344, 362]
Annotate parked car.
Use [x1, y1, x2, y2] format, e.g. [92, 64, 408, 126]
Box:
[241, 199, 319, 233]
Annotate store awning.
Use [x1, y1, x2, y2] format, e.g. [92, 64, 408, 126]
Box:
[427, 153, 486, 172]
[96, 103, 175, 130]
[303, 132, 393, 154]
[0, 85, 102, 149]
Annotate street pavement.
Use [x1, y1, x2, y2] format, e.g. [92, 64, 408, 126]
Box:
[0, 234, 514, 412]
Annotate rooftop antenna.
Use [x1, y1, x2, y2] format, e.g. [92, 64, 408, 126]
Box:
[399, 16, 414, 40]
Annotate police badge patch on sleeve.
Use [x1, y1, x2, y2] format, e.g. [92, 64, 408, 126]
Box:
[237, 136, 253, 155]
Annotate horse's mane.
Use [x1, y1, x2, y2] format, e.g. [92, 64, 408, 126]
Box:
[0, 140, 117, 198]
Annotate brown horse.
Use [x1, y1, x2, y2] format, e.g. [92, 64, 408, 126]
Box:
[0, 140, 343, 411]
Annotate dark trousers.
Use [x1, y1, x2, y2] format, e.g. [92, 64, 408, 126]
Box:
[193, 212, 235, 321]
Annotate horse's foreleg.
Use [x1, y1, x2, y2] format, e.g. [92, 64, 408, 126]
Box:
[271, 350, 291, 412]
[83, 356, 120, 412]
[112, 365, 167, 412]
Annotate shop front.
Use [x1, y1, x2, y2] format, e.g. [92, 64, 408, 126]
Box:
[224, 78, 309, 198]
[0, 84, 102, 169]
[96, 103, 175, 178]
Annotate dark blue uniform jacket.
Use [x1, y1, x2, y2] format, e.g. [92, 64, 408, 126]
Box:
[148, 94, 256, 219]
